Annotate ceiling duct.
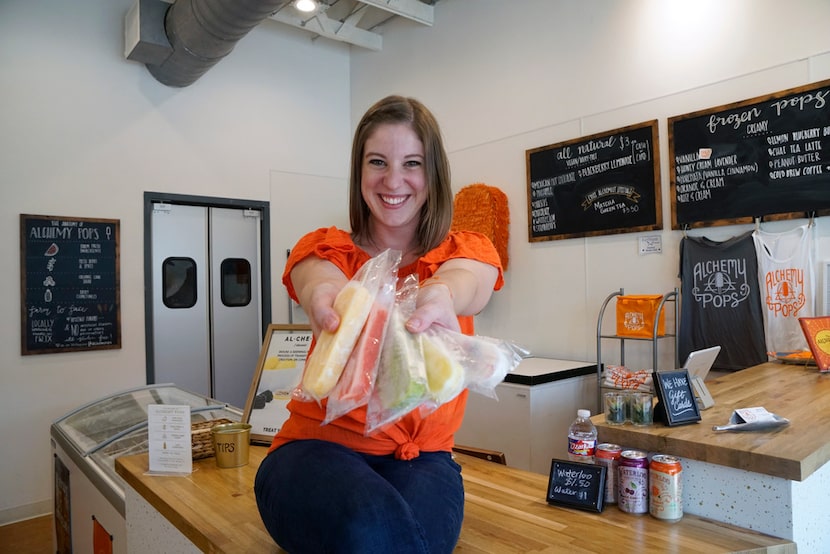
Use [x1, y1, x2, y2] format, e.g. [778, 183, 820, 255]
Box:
[140, 0, 283, 87]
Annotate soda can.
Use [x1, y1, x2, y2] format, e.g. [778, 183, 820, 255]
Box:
[596, 443, 622, 504]
[649, 454, 683, 522]
[617, 450, 649, 514]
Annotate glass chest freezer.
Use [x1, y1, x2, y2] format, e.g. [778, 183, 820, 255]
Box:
[50, 384, 241, 554]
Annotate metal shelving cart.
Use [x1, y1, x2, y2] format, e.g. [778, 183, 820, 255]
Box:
[595, 288, 679, 411]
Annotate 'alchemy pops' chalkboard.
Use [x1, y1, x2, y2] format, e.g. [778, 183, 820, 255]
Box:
[546, 459, 606, 512]
[20, 214, 121, 355]
[526, 120, 662, 241]
[669, 79, 830, 229]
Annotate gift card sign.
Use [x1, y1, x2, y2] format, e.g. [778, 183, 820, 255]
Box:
[654, 369, 701, 426]
[546, 459, 606, 513]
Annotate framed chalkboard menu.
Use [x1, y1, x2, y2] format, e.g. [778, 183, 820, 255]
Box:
[20, 214, 121, 355]
[526, 120, 662, 241]
[669, 79, 830, 229]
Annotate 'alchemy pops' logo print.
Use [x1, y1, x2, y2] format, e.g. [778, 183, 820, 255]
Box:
[691, 258, 751, 309]
[764, 268, 805, 317]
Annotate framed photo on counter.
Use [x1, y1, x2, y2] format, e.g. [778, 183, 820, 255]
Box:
[243, 324, 312, 444]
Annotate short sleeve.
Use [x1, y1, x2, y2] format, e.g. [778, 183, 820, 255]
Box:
[419, 230, 505, 291]
[281, 227, 368, 301]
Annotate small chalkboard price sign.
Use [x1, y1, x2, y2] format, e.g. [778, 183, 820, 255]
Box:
[654, 370, 701, 426]
[526, 120, 662, 241]
[669, 79, 830, 229]
[546, 459, 606, 512]
[20, 214, 121, 355]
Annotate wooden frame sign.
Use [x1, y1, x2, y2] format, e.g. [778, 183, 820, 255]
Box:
[243, 324, 312, 445]
[526, 120, 662, 241]
[546, 459, 606, 512]
[20, 214, 121, 355]
[669, 78, 830, 229]
[654, 370, 701, 426]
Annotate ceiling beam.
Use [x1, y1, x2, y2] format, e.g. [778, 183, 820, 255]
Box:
[357, 0, 434, 26]
[268, 7, 383, 51]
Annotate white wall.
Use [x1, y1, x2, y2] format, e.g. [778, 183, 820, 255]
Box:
[0, 0, 351, 523]
[351, 0, 830, 369]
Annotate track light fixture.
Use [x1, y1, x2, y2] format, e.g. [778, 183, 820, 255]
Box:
[295, 0, 317, 13]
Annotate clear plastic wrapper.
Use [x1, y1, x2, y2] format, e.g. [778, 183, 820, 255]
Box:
[295, 249, 401, 403]
[365, 275, 428, 434]
[323, 251, 400, 423]
[419, 326, 526, 417]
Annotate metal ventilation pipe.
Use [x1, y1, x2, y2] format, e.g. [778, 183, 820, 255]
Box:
[146, 0, 284, 87]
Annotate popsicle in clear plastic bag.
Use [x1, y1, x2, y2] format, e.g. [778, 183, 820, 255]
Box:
[297, 249, 401, 403]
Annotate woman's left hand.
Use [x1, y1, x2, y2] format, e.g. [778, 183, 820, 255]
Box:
[406, 280, 460, 333]
[405, 259, 498, 334]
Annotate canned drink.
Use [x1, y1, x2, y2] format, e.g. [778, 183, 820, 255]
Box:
[596, 443, 622, 504]
[649, 454, 683, 522]
[617, 450, 649, 514]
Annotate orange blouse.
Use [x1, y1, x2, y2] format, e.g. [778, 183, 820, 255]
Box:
[269, 227, 504, 460]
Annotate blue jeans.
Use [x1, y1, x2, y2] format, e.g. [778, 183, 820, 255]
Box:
[254, 440, 464, 553]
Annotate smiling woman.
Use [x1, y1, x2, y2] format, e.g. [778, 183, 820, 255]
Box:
[253, 95, 504, 553]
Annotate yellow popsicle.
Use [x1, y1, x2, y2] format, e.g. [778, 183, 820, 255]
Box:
[302, 281, 374, 398]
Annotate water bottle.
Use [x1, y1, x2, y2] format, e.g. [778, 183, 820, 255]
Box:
[567, 409, 598, 463]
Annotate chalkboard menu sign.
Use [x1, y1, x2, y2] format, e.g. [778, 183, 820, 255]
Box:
[669, 79, 830, 229]
[526, 120, 662, 241]
[20, 214, 121, 355]
[654, 370, 701, 426]
[546, 459, 606, 512]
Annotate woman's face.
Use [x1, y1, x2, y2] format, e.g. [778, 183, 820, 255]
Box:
[361, 122, 427, 238]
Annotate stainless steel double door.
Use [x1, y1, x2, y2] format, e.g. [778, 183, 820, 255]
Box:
[150, 202, 263, 409]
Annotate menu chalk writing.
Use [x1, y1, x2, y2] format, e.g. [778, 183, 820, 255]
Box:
[20, 214, 121, 355]
[669, 79, 830, 229]
[526, 120, 662, 241]
[654, 370, 701, 426]
[546, 459, 606, 512]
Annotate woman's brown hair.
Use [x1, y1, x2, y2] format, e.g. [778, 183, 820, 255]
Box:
[349, 95, 453, 254]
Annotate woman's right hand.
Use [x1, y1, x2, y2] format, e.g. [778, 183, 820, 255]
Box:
[304, 281, 342, 337]
[290, 258, 349, 338]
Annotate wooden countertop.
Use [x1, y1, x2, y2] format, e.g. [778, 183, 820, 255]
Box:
[115, 445, 794, 553]
[594, 361, 830, 481]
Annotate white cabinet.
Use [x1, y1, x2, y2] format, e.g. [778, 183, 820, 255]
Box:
[455, 358, 596, 474]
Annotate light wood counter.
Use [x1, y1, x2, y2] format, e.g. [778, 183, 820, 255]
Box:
[115, 445, 794, 553]
[594, 361, 830, 481]
[592, 361, 830, 549]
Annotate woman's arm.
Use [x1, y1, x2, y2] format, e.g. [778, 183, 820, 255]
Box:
[290, 256, 349, 338]
[406, 258, 499, 333]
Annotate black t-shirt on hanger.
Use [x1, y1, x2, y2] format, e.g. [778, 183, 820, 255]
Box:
[678, 231, 767, 371]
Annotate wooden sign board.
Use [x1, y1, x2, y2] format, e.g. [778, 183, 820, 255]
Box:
[243, 324, 312, 445]
[654, 370, 701, 426]
[669, 79, 830, 229]
[20, 214, 121, 355]
[546, 459, 606, 512]
[526, 120, 662, 241]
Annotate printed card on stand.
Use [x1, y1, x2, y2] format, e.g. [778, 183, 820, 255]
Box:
[148, 404, 192, 475]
